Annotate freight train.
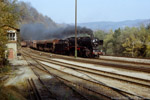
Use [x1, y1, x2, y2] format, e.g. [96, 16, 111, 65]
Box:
[22, 36, 103, 58]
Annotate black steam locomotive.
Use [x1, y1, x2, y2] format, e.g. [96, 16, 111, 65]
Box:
[27, 36, 103, 58]
[65, 37, 103, 57]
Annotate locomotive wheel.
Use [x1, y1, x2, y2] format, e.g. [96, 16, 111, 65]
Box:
[84, 48, 90, 58]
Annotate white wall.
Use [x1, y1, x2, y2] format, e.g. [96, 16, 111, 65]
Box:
[6, 43, 17, 59]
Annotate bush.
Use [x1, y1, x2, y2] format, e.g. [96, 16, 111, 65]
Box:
[0, 65, 11, 73]
[0, 86, 19, 100]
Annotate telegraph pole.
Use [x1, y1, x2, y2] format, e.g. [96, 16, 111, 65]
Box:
[75, 0, 77, 58]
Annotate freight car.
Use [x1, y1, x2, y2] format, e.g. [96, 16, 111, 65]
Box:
[29, 40, 37, 49]
[54, 40, 69, 55]
[21, 41, 27, 47]
[28, 36, 103, 58]
[43, 40, 53, 52]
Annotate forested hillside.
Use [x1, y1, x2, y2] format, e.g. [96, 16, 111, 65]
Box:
[17, 1, 58, 28]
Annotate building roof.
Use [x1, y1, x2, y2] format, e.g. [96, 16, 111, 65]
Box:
[1, 25, 20, 32]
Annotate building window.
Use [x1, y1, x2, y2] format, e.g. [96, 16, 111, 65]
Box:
[7, 33, 15, 41]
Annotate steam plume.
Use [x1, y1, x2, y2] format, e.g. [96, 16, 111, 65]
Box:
[20, 23, 93, 40]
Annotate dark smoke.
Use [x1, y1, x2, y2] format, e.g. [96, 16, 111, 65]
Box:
[56, 26, 93, 38]
[21, 23, 46, 40]
[19, 1, 93, 40]
[20, 23, 93, 40]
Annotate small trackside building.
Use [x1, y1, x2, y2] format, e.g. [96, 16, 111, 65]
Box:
[3, 25, 20, 60]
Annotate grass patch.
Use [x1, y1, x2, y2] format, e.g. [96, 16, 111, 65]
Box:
[0, 65, 11, 74]
[0, 85, 26, 100]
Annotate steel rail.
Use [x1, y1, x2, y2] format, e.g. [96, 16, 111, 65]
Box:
[26, 48, 150, 73]
[26, 79, 34, 100]
[23, 55, 57, 100]
[22, 52, 148, 100]
[23, 54, 91, 100]
[23, 50, 150, 87]
[22, 52, 113, 100]
[29, 55, 149, 99]
[27, 78, 42, 100]
[26, 47, 150, 65]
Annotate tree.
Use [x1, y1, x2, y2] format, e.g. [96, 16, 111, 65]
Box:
[94, 30, 106, 40]
[145, 24, 150, 57]
[0, 0, 20, 67]
[94, 30, 107, 52]
[112, 28, 123, 56]
[103, 30, 114, 55]
[94, 25, 150, 58]
[122, 26, 149, 57]
[146, 35, 150, 57]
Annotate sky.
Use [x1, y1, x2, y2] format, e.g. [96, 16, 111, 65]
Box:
[18, 0, 150, 24]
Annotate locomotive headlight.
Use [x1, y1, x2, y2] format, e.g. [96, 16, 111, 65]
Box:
[93, 40, 95, 42]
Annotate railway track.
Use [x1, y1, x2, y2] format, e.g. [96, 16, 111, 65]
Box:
[25, 48, 150, 73]
[24, 56, 58, 100]
[23, 53, 98, 100]
[35, 58, 150, 86]
[99, 55, 150, 65]
[21, 49, 150, 99]
[22, 50, 150, 86]
[27, 78, 42, 100]
[22, 51, 127, 100]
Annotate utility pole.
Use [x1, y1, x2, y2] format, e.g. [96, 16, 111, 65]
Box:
[75, 0, 77, 58]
